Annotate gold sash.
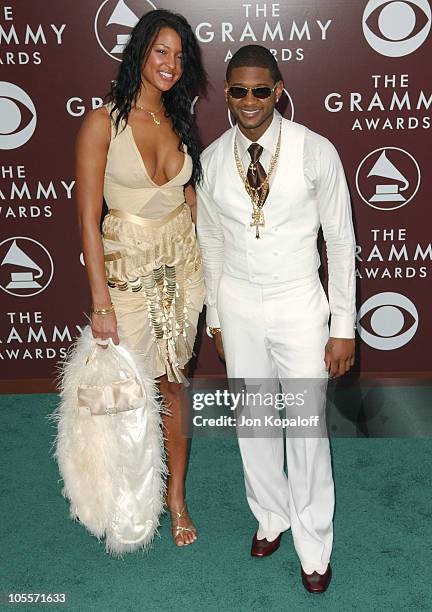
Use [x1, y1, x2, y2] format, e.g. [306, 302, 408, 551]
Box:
[107, 203, 186, 228]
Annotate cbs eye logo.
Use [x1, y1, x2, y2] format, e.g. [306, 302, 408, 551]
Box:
[0, 82, 37, 150]
[363, 0, 431, 57]
[357, 292, 418, 350]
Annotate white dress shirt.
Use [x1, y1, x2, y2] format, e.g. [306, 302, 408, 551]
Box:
[197, 111, 356, 338]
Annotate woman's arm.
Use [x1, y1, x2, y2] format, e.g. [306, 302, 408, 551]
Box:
[75, 108, 119, 343]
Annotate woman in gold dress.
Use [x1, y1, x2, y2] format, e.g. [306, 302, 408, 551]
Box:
[75, 9, 207, 546]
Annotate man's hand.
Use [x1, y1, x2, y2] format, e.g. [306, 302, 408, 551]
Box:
[213, 332, 225, 361]
[324, 337, 355, 378]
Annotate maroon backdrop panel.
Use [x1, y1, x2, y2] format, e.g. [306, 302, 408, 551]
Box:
[1, 0, 431, 389]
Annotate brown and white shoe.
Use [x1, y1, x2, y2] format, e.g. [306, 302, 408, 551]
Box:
[301, 564, 332, 593]
[250, 532, 281, 557]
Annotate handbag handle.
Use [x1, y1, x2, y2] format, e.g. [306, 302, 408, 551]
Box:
[85, 337, 117, 367]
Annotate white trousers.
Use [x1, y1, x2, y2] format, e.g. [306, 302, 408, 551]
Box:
[217, 272, 334, 574]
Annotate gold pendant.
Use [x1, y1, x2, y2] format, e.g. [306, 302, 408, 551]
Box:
[136, 103, 163, 126]
[149, 111, 161, 126]
[233, 122, 282, 241]
[250, 207, 265, 239]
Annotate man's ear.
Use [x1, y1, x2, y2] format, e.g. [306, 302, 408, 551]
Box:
[223, 80, 229, 101]
[275, 80, 284, 103]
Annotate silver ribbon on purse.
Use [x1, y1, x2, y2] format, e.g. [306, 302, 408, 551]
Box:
[76, 338, 144, 416]
[77, 376, 144, 416]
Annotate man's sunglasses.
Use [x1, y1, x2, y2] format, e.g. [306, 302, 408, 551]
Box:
[227, 85, 277, 100]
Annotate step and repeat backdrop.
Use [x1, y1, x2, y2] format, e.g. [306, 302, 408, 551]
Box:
[0, 0, 431, 389]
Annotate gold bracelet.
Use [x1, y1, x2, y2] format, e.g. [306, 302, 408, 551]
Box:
[208, 326, 221, 337]
[92, 303, 115, 315]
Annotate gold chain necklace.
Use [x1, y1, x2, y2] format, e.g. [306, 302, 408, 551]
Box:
[234, 121, 282, 239]
[135, 101, 164, 126]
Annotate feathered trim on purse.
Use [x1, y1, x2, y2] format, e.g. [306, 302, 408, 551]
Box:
[50, 327, 167, 556]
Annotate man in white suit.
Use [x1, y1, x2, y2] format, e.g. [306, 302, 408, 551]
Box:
[196, 45, 356, 593]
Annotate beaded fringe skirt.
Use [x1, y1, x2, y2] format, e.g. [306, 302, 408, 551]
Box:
[102, 203, 205, 384]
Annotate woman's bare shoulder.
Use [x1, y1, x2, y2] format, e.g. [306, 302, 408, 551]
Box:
[77, 106, 111, 146]
[82, 106, 111, 132]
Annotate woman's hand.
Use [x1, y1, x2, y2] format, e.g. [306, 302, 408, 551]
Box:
[91, 311, 120, 345]
[213, 332, 225, 361]
[184, 183, 197, 224]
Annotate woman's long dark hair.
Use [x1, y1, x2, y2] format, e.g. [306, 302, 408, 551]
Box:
[107, 9, 207, 185]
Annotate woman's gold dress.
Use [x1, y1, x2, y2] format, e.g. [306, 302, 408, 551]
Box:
[101, 108, 205, 384]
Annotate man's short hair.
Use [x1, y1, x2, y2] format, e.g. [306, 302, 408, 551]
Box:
[226, 45, 283, 83]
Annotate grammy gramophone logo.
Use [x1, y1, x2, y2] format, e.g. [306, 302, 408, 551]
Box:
[0, 237, 54, 297]
[94, 0, 157, 61]
[355, 146, 421, 211]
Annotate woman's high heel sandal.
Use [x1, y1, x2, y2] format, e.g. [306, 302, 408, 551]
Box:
[168, 504, 197, 547]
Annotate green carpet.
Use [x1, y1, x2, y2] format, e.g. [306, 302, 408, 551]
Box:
[1, 393, 431, 611]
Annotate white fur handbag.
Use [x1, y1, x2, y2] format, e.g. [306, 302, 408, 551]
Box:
[52, 327, 166, 556]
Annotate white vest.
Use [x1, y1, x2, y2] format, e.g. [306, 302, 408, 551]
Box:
[209, 119, 320, 284]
